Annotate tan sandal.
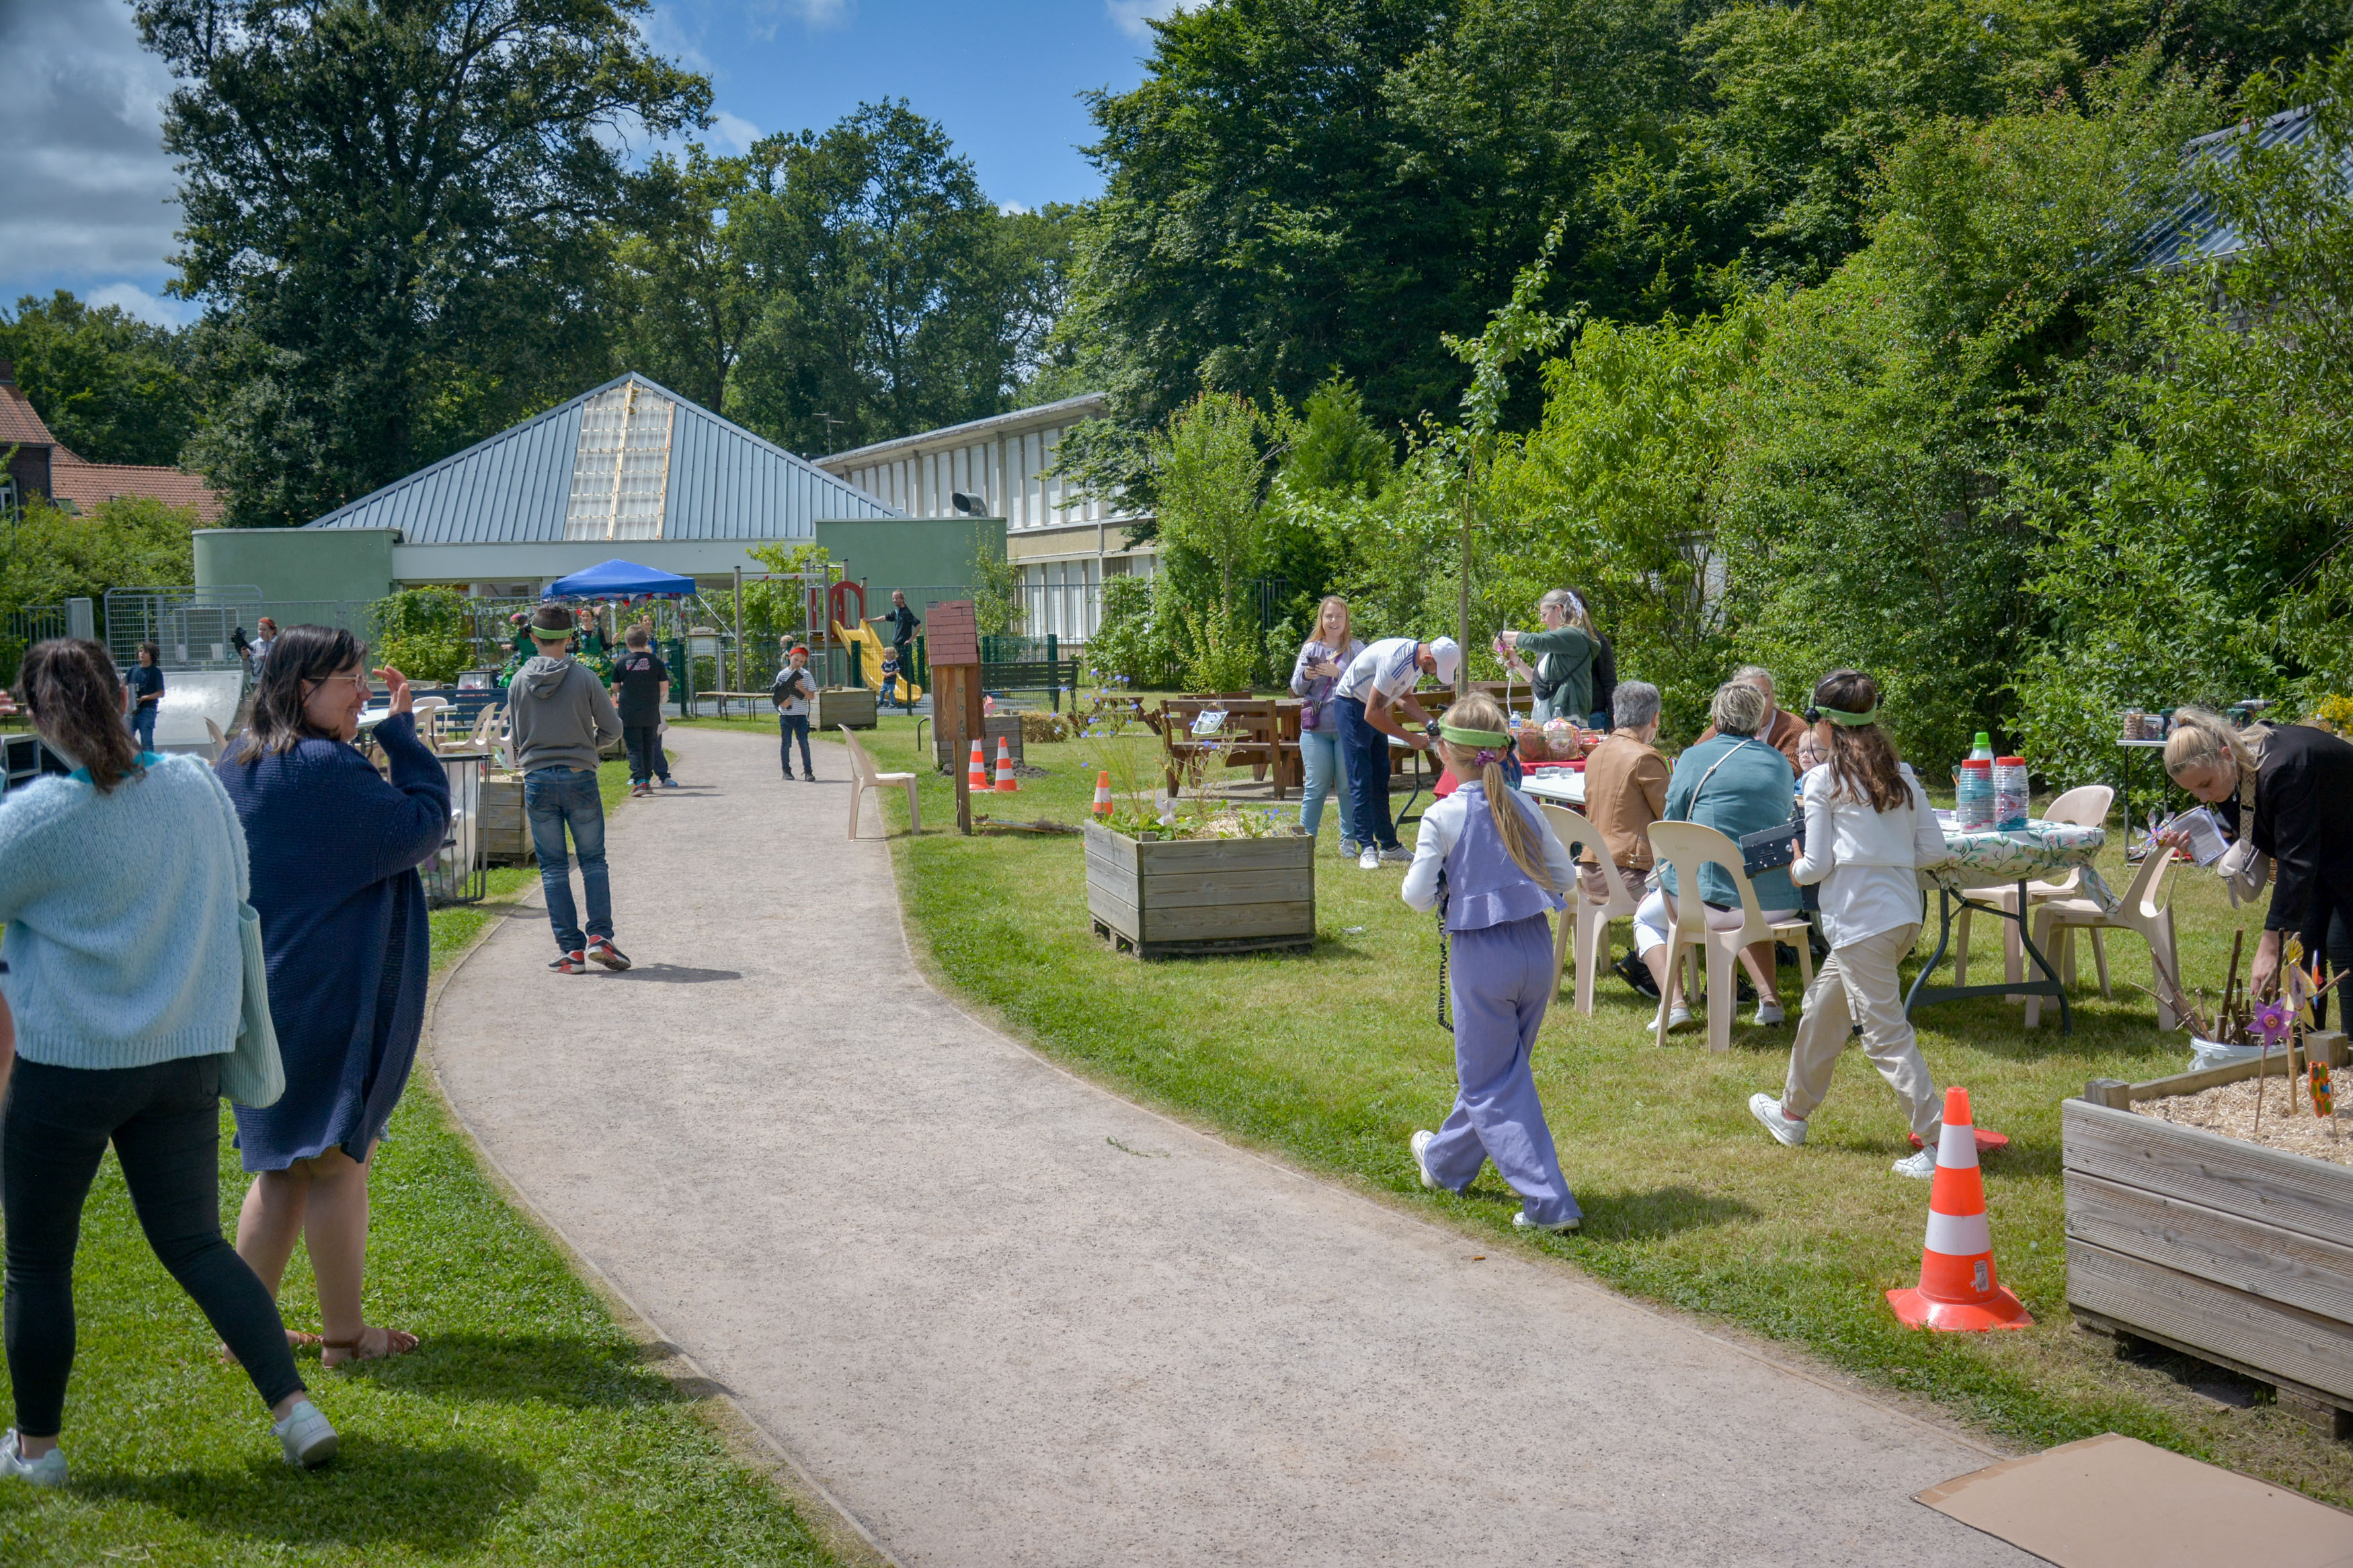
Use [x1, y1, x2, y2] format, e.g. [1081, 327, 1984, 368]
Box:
[321, 1327, 420, 1366]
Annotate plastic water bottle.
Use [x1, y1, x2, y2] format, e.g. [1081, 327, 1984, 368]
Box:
[1957, 759, 1995, 831]
[1970, 731, 1994, 764]
[1994, 756, 2029, 830]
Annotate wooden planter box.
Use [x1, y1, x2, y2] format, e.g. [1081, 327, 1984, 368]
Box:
[2066, 1032, 2353, 1440]
[1084, 822, 1314, 959]
[813, 687, 877, 731]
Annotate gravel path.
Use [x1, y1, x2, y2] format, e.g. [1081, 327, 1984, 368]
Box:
[428, 726, 2036, 1567]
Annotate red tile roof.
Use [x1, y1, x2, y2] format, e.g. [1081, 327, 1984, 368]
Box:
[0, 382, 56, 447]
[50, 452, 223, 522]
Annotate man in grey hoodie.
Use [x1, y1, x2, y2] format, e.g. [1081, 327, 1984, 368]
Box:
[511, 604, 629, 973]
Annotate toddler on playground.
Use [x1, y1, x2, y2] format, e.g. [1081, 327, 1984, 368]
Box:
[1749, 669, 1953, 1178]
[1400, 692, 1584, 1233]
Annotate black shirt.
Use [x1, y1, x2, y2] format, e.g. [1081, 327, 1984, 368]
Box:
[2217, 723, 2353, 944]
[611, 650, 669, 726]
[128, 664, 165, 709]
[878, 604, 920, 647]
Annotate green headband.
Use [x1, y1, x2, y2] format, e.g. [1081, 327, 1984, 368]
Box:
[1817, 704, 1878, 727]
[1439, 723, 1513, 748]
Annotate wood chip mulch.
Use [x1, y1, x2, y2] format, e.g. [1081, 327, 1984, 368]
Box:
[2132, 1073, 2353, 1165]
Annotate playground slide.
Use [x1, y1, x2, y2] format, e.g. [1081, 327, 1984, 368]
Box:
[830, 618, 924, 706]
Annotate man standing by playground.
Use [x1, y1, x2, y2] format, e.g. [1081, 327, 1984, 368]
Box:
[511, 604, 629, 973]
[609, 625, 674, 796]
[771, 638, 817, 782]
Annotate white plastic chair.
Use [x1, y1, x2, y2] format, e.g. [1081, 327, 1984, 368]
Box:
[841, 725, 919, 839]
[1954, 784, 2112, 990]
[1540, 804, 1641, 1016]
[2025, 843, 2178, 1030]
[1646, 821, 1776, 1053]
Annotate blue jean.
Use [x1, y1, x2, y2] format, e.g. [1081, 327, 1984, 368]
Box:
[524, 766, 611, 952]
[779, 714, 811, 776]
[1298, 726, 1357, 839]
[1332, 696, 1398, 852]
[131, 706, 157, 752]
[1421, 914, 1581, 1227]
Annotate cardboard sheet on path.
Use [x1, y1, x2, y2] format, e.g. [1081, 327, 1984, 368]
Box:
[1919, 1432, 2353, 1567]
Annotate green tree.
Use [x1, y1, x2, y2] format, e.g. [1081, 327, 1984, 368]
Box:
[0, 292, 198, 467]
[139, 0, 710, 526]
[0, 495, 202, 681]
[612, 145, 771, 419]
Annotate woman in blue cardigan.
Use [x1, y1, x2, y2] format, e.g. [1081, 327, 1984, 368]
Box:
[218, 626, 450, 1368]
[1, 640, 337, 1485]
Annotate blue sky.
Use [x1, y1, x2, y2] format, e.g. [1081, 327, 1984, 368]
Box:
[0, 0, 1182, 328]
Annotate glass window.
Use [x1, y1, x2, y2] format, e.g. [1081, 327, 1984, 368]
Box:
[565, 381, 674, 540]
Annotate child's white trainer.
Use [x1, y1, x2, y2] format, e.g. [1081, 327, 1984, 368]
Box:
[1748, 1092, 1807, 1147]
[1, 1430, 67, 1488]
[273, 1399, 339, 1467]
[1409, 1128, 1442, 1190]
[1891, 1147, 1939, 1180]
[1357, 847, 1380, 871]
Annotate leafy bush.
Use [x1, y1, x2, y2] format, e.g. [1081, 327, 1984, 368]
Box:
[1086, 572, 1183, 688]
[368, 588, 474, 684]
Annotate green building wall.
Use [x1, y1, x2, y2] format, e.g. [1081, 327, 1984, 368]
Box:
[194, 528, 397, 603]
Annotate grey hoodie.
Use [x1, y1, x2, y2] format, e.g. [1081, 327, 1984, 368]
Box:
[509, 655, 622, 774]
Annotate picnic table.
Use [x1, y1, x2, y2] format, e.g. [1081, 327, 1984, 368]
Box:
[688, 690, 772, 720]
[1153, 696, 1304, 798]
[1904, 818, 2109, 1034]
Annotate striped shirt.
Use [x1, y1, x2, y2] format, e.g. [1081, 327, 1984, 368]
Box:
[1334, 637, 1423, 705]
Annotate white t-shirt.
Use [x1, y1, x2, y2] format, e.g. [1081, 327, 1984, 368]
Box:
[1790, 763, 1952, 948]
[1334, 637, 1422, 706]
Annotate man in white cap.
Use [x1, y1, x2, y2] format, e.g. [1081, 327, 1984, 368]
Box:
[1332, 634, 1458, 868]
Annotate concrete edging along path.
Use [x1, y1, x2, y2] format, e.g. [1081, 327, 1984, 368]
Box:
[428, 727, 2038, 1567]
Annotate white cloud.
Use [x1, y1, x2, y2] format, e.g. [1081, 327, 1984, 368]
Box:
[87, 280, 196, 327]
[0, 0, 184, 300]
[1000, 201, 1032, 216]
[709, 110, 762, 154]
[743, 0, 851, 41]
[1107, 0, 1193, 42]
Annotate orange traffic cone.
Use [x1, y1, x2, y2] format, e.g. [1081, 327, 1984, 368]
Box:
[1092, 770, 1114, 819]
[994, 736, 1018, 792]
[1888, 1087, 2032, 1331]
[967, 740, 988, 792]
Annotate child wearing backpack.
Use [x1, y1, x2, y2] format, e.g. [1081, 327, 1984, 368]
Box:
[1400, 693, 1585, 1232]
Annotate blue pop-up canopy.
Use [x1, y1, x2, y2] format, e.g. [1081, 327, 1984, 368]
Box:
[542, 559, 698, 600]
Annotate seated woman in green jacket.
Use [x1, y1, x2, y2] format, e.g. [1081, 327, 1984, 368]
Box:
[1498, 588, 1599, 725]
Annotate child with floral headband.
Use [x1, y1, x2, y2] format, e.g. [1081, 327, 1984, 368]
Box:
[1400, 692, 1585, 1231]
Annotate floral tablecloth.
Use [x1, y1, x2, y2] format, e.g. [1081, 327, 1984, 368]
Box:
[1921, 819, 2112, 907]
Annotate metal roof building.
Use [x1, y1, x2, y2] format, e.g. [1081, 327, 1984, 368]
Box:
[2138, 104, 2347, 272]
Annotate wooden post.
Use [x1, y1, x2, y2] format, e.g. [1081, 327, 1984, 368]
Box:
[732, 566, 744, 694]
[926, 600, 982, 835]
[2083, 1077, 2132, 1110]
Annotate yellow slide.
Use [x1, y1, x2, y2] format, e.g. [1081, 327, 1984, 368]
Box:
[830, 618, 924, 706]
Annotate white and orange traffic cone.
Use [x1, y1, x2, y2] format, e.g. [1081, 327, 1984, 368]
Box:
[994, 736, 1018, 792]
[1092, 770, 1114, 819]
[967, 739, 988, 792]
[1887, 1087, 2032, 1332]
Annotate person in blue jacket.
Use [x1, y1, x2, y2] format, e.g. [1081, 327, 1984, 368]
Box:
[216, 626, 450, 1368]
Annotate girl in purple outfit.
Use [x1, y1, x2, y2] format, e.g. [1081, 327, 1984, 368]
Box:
[1400, 694, 1584, 1232]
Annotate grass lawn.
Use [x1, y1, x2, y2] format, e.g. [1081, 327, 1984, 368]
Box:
[0, 753, 844, 1565]
[786, 710, 2353, 1508]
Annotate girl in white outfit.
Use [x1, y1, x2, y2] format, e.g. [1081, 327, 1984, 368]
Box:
[1748, 670, 1952, 1178]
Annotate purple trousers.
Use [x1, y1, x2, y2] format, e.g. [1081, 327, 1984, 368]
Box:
[1422, 913, 1581, 1226]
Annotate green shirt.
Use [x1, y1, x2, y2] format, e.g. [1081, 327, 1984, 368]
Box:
[1516, 625, 1597, 722]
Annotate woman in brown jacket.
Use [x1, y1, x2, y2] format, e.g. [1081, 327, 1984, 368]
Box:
[1579, 680, 1671, 904]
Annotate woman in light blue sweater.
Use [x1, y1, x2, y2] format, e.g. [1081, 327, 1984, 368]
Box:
[0, 640, 337, 1487]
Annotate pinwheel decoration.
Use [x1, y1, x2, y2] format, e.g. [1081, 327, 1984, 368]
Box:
[2250, 999, 2294, 1050]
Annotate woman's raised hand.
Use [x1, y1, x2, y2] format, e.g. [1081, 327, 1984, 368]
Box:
[375, 665, 413, 716]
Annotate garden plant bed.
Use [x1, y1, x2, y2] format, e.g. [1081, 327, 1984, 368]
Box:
[2067, 1034, 2353, 1441]
[2136, 1075, 2353, 1167]
[1084, 820, 1314, 958]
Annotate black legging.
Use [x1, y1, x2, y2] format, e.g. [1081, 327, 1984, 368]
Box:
[3, 1055, 304, 1436]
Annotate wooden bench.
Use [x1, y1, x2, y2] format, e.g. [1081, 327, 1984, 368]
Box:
[980, 657, 1081, 712]
[1155, 697, 1302, 799]
[840, 725, 919, 838]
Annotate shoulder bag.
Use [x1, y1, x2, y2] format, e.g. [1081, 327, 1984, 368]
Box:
[219, 901, 286, 1108]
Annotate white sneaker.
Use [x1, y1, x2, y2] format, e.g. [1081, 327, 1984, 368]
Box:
[1339, 837, 1361, 859]
[1410, 1129, 1443, 1190]
[1514, 1211, 1581, 1233]
[1891, 1147, 1939, 1180]
[1378, 845, 1412, 864]
[1358, 848, 1381, 870]
[1754, 1000, 1786, 1026]
[1749, 1092, 1807, 1147]
[1646, 1003, 1694, 1033]
[1, 1430, 67, 1488]
[273, 1399, 339, 1467]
